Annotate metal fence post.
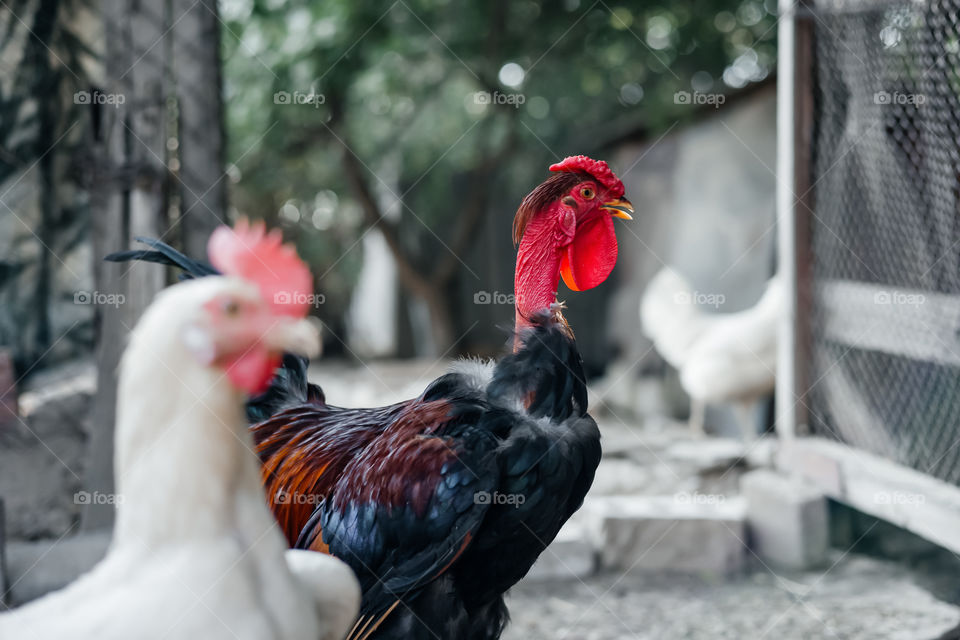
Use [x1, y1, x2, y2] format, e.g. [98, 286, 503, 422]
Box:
[777, 0, 815, 440]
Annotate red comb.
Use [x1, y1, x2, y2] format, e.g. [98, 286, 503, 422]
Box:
[207, 218, 313, 318]
[549, 155, 624, 198]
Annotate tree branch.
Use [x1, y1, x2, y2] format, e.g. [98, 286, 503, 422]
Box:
[431, 118, 517, 287]
[333, 127, 435, 302]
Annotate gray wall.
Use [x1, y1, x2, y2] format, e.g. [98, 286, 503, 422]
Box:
[607, 85, 778, 375]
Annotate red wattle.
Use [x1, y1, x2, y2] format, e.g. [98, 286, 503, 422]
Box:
[559, 213, 618, 292]
[224, 349, 282, 395]
[559, 256, 581, 292]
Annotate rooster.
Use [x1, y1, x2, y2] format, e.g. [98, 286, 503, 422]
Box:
[107, 156, 633, 640]
[2, 223, 360, 639]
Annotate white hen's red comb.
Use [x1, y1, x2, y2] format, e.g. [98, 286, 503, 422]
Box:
[207, 218, 313, 318]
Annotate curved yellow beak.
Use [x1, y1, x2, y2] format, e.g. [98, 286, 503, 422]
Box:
[600, 197, 634, 220]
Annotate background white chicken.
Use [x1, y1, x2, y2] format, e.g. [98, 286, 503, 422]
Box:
[640, 267, 781, 439]
[0, 224, 360, 640]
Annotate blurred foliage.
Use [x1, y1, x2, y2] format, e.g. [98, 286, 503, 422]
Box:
[0, 0, 95, 370]
[219, 0, 778, 348]
[0, 0, 94, 185]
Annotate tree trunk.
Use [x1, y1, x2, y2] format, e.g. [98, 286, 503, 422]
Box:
[422, 285, 455, 356]
[83, 0, 168, 531]
[172, 0, 225, 256]
[23, 0, 60, 364]
[86, 148, 125, 532]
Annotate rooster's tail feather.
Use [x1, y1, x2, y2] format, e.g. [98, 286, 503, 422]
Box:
[105, 237, 324, 423]
[346, 601, 400, 640]
[104, 237, 219, 279]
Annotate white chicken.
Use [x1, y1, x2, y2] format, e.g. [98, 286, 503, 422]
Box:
[641, 267, 781, 438]
[0, 222, 360, 639]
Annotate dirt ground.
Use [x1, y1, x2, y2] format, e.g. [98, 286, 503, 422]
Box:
[504, 554, 960, 640]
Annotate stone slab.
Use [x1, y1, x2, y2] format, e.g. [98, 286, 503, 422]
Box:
[585, 495, 747, 575]
[524, 520, 596, 582]
[741, 469, 828, 570]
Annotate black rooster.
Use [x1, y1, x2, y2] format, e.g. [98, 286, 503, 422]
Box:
[106, 155, 632, 639]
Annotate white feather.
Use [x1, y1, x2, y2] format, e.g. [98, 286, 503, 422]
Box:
[447, 357, 495, 391]
[641, 267, 781, 405]
[285, 550, 361, 640]
[640, 268, 715, 369]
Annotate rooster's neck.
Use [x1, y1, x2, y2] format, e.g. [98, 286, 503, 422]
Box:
[514, 209, 564, 339]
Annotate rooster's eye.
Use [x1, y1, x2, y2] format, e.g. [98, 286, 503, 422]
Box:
[580, 187, 595, 200]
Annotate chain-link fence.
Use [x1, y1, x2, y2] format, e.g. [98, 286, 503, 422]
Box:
[805, 0, 960, 486]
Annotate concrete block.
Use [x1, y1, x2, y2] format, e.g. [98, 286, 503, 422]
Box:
[744, 435, 778, 469]
[2, 369, 93, 541]
[589, 459, 655, 496]
[741, 469, 828, 570]
[6, 531, 110, 605]
[589, 495, 747, 575]
[524, 520, 595, 582]
[664, 438, 745, 472]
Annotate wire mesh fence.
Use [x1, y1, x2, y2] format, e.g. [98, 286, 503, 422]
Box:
[806, 0, 960, 485]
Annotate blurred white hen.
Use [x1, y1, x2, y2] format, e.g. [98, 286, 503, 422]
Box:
[640, 267, 781, 437]
[0, 274, 360, 639]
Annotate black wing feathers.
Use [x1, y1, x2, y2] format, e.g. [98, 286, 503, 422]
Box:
[314, 386, 500, 622]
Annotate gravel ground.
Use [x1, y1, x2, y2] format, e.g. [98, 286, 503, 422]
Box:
[8, 361, 960, 639]
[504, 554, 960, 640]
